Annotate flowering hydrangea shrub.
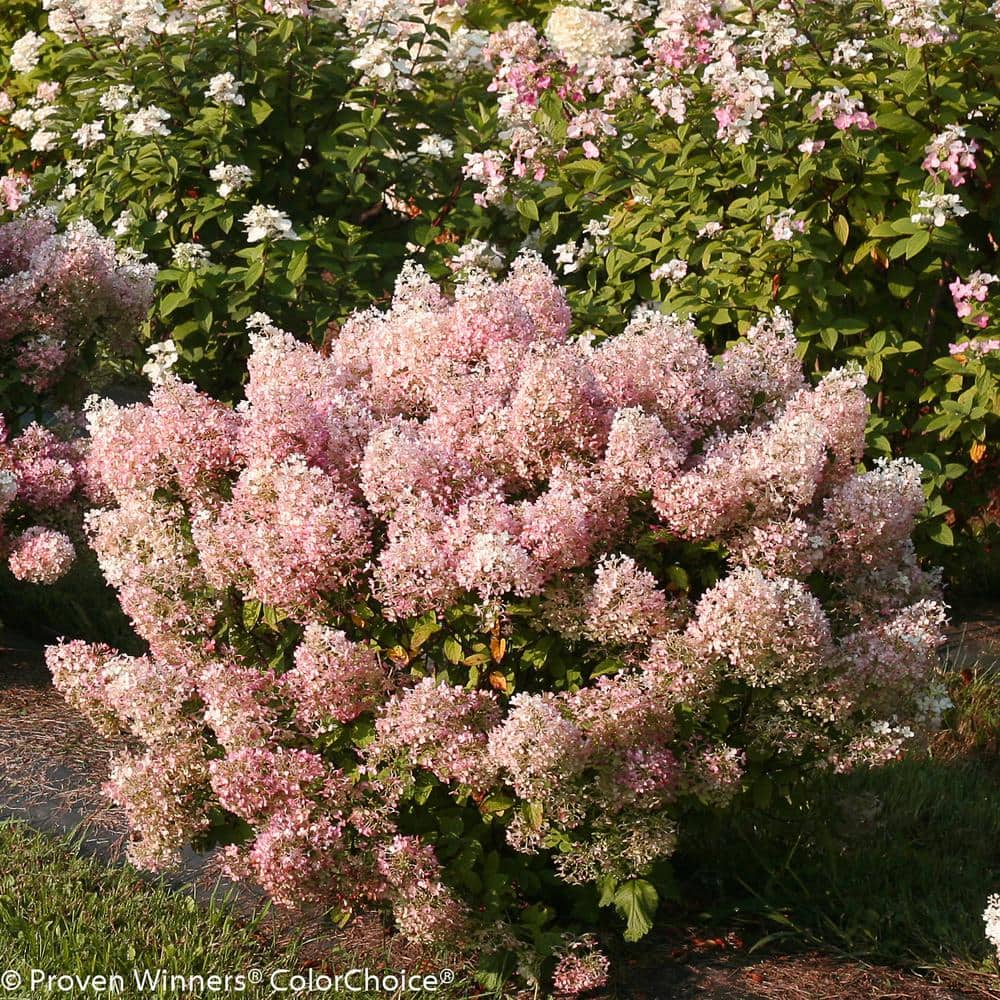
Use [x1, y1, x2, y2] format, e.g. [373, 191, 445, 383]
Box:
[460, 0, 1000, 571]
[0, 210, 155, 416]
[0, 0, 510, 396]
[0, 209, 153, 587]
[49, 260, 949, 989]
[0, 414, 86, 585]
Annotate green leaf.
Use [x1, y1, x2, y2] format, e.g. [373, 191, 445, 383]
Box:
[250, 98, 273, 124]
[927, 522, 954, 546]
[833, 214, 849, 246]
[242, 600, 262, 630]
[905, 230, 930, 259]
[612, 879, 658, 942]
[515, 198, 539, 221]
[409, 612, 441, 649]
[287, 247, 308, 284]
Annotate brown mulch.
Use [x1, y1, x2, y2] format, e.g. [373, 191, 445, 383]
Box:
[621, 952, 999, 999]
[944, 602, 1000, 668]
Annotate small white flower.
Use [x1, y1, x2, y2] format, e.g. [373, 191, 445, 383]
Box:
[0, 470, 19, 512]
[241, 204, 298, 242]
[142, 340, 178, 385]
[10, 31, 44, 74]
[10, 108, 36, 131]
[30, 129, 59, 152]
[984, 894, 1000, 961]
[448, 240, 505, 275]
[205, 72, 245, 106]
[73, 120, 107, 150]
[417, 134, 455, 159]
[245, 311, 274, 330]
[767, 208, 805, 241]
[125, 105, 171, 137]
[651, 258, 688, 282]
[911, 191, 968, 227]
[209, 161, 253, 198]
[172, 242, 211, 269]
[100, 85, 137, 113]
[113, 210, 135, 237]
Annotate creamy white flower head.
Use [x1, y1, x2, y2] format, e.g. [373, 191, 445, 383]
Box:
[125, 104, 171, 137]
[10, 31, 45, 74]
[0, 470, 18, 513]
[205, 72, 245, 106]
[651, 258, 688, 283]
[113, 210, 135, 237]
[10, 108, 36, 131]
[545, 5, 634, 66]
[30, 129, 59, 152]
[242, 204, 299, 242]
[171, 242, 212, 269]
[985, 895, 1000, 961]
[100, 84, 137, 112]
[245, 311, 276, 332]
[142, 339, 178, 385]
[417, 134, 455, 159]
[448, 240, 506, 275]
[74, 120, 107, 150]
[911, 191, 968, 227]
[209, 161, 253, 198]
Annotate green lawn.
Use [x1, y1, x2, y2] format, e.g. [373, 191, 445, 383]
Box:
[0, 823, 475, 1000]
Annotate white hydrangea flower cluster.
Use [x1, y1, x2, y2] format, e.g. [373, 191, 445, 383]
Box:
[242, 204, 299, 242]
[544, 5, 635, 66]
[984, 895, 1000, 963]
[171, 243, 212, 269]
[10, 31, 46, 74]
[209, 162, 254, 198]
[911, 192, 969, 227]
[205, 72, 245, 107]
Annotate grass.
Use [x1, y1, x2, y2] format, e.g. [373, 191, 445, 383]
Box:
[674, 755, 1000, 971]
[0, 823, 301, 997]
[0, 823, 475, 1000]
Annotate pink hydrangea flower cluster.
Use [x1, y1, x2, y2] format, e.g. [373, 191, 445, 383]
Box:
[0, 212, 155, 398]
[48, 256, 946, 973]
[923, 125, 980, 186]
[0, 415, 87, 585]
[949, 271, 998, 328]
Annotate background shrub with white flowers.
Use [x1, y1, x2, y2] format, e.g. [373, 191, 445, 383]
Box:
[0, 0, 513, 397]
[459, 0, 1000, 577]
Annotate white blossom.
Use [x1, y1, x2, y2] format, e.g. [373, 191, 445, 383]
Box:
[142, 340, 178, 385]
[242, 204, 298, 242]
[73, 120, 107, 149]
[205, 72, 245, 106]
[10, 31, 45, 74]
[911, 192, 968, 227]
[125, 105, 171, 137]
[209, 161, 253, 198]
[171, 242, 212, 269]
